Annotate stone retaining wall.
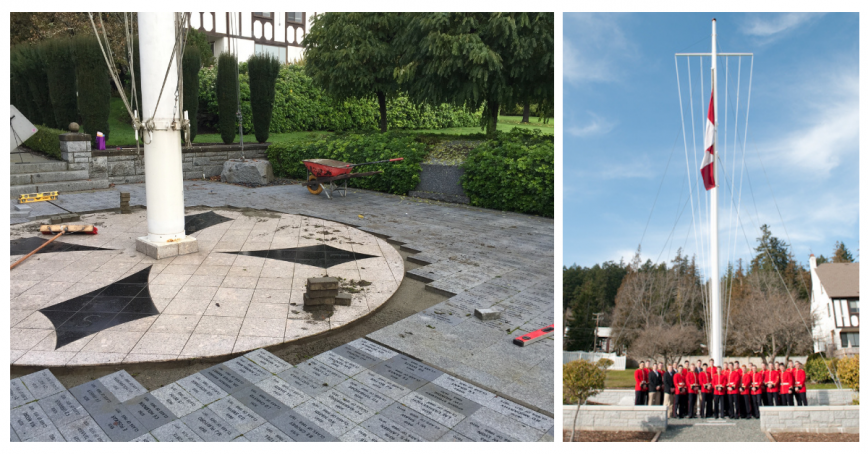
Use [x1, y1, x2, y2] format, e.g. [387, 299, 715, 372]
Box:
[590, 389, 857, 406]
[760, 406, 859, 433]
[89, 144, 268, 184]
[562, 405, 667, 432]
[59, 133, 92, 171]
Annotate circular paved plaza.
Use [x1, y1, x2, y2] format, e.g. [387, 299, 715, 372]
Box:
[10, 208, 403, 366]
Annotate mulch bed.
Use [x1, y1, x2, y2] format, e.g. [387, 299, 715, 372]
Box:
[771, 432, 859, 442]
[563, 430, 656, 442]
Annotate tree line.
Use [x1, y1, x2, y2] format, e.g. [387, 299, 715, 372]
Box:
[564, 226, 856, 366]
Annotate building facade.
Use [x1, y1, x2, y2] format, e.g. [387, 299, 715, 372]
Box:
[187, 12, 317, 64]
[810, 255, 859, 357]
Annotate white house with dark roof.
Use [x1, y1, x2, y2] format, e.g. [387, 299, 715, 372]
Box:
[810, 255, 859, 357]
[187, 12, 316, 64]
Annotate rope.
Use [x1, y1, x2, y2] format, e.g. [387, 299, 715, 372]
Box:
[88, 13, 141, 135]
[638, 127, 682, 249]
[229, 13, 245, 159]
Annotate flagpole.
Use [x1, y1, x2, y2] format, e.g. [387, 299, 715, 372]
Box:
[710, 18, 722, 366]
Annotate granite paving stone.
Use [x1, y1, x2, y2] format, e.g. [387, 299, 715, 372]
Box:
[361, 414, 426, 442]
[232, 385, 290, 420]
[255, 375, 310, 408]
[294, 399, 355, 437]
[56, 416, 110, 442]
[37, 390, 88, 427]
[181, 407, 241, 442]
[11, 378, 35, 409]
[224, 356, 272, 383]
[334, 378, 394, 411]
[315, 388, 376, 423]
[124, 393, 177, 432]
[269, 409, 336, 442]
[150, 382, 204, 417]
[379, 402, 450, 441]
[91, 404, 148, 441]
[207, 395, 266, 433]
[244, 348, 292, 374]
[98, 370, 148, 402]
[243, 422, 295, 442]
[11, 402, 56, 440]
[150, 420, 205, 442]
[20, 369, 65, 400]
[339, 425, 385, 442]
[176, 372, 229, 405]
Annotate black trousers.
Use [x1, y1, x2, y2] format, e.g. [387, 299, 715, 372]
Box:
[795, 393, 808, 406]
[728, 394, 740, 418]
[751, 394, 762, 418]
[713, 394, 724, 418]
[761, 390, 768, 406]
[784, 392, 794, 406]
[677, 394, 687, 417]
[769, 391, 780, 406]
[635, 390, 648, 405]
[741, 394, 752, 419]
[688, 394, 697, 418]
[701, 393, 713, 417]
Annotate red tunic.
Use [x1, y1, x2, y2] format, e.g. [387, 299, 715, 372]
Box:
[780, 369, 793, 394]
[712, 373, 726, 395]
[686, 371, 699, 394]
[766, 369, 780, 393]
[740, 371, 752, 395]
[634, 368, 648, 391]
[750, 371, 763, 395]
[727, 369, 742, 395]
[699, 371, 712, 393]
[794, 368, 807, 394]
[707, 366, 719, 376]
[673, 373, 687, 395]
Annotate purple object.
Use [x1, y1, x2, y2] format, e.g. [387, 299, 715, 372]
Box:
[96, 136, 106, 150]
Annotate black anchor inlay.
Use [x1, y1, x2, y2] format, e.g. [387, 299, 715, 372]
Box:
[223, 244, 378, 268]
[184, 211, 233, 235]
[11, 237, 114, 256]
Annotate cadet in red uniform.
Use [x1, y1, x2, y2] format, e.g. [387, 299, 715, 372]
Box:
[749, 364, 763, 418]
[686, 365, 699, 418]
[766, 362, 781, 405]
[720, 364, 731, 417]
[634, 361, 649, 405]
[707, 359, 718, 376]
[699, 363, 713, 418]
[780, 362, 794, 406]
[727, 363, 742, 419]
[759, 363, 770, 406]
[712, 368, 726, 419]
[673, 365, 688, 418]
[794, 361, 808, 406]
[739, 365, 753, 419]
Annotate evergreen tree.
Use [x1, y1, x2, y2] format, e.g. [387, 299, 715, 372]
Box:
[247, 53, 281, 143]
[832, 241, 855, 263]
[10, 46, 43, 125]
[216, 52, 238, 144]
[396, 13, 554, 138]
[815, 255, 829, 265]
[304, 13, 405, 133]
[44, 39, 79, 128]
[20, 43, 57, 128]
[750, 224, 791, 274]
[182, 46, 201, 143]
[73, 36, 111, 143]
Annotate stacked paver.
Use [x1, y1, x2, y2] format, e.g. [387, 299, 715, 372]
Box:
[11, 343, 554, 442]
[303, 277, 351, 308]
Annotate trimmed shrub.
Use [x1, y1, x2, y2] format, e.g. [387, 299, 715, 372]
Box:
[805, 353, 834, 383]
[182, 46, 201, 143]
[267, 132, 428, 195]
[23, 125, 65, 160]
[19, 43, 57, 128]
[837, 355, 858, 393]
[10, 46, 42, 125]
[73, 36, 111, 143]
[44, 39, 79, 128]
[198, 64, 480, 134]
[216, 52, 239, 144]
[248, 53, 281, 143]
[461, 128, 554, 217]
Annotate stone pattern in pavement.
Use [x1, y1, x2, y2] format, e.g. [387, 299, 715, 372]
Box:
[10, 345, 553, 442]
[658, 417, 769, 442]
[10, 209, 402, 367]
[10, 181, 553, 417]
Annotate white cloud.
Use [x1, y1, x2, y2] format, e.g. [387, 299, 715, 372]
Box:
[740, 13, 826, 42]
[563, 13, 635, 85]
[567, 113, 615, 137]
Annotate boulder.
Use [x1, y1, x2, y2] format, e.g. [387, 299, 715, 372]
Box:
[220, 159, 273, 185]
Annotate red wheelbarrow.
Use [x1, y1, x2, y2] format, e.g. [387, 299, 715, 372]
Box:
[301, 158, 403, 199]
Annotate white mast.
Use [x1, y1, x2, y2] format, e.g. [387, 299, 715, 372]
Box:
[709, 18, 721, 365]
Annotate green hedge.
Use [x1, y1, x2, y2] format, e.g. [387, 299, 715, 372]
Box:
[461, 129, 554, 217]
[248, 54, 281, 143]
[22, 125, 65, 160]
[199, 65, 479, 135]
[267, 132, 428, 195]
[74, 36, 111, 143]
[45, 39, 79, 128]
[216, 52, 239, 144]
[182, 47, 201, 143]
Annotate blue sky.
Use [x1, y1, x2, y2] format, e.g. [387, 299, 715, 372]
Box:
[563, 12, 859, 272]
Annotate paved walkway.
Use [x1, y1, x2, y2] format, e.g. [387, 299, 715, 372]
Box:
[11, 344, 554, 442]
[658, 417, 768, 442]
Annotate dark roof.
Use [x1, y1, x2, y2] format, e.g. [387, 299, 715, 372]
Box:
[815, 262, 859, 298]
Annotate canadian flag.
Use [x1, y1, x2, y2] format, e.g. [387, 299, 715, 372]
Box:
[700, 91, 716, 190]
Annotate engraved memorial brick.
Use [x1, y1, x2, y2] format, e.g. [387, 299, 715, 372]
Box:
[177, 373, 229, 405]
[38, 390, 87, 427]
[20, 370, 65, 400]
[124, 393, 177, 432]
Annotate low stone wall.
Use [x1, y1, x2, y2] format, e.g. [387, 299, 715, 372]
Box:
[59, 133, 92, 171]
[90, 144, 268, 184]
[761, 406, 859, 433]
[562, 405, 667, 432]
[590, 389, 857, 406]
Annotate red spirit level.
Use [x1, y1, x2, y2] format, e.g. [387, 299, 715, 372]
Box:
[513, 324, 554, 347]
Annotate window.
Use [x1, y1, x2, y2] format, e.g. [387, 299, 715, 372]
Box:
[841, 332, 859, 348]
[255, 44, 286, 63]
[849, 299, 859, 314]
[286, 12, 303, 23]
[253, 12, 272, 18]
[827, 303, 831, 317]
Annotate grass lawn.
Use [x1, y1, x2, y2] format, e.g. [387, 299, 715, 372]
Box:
[105, 98, 554, 147]
[603, 368, 843, 390]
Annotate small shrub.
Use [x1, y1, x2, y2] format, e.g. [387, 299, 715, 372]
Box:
[461, 128, 555, 217]
[182, 46, 201, 143]
[805, 353, 834, 383]
[596, 358, 615, 370]
[23, 125, 65, 160]
[217, 52, 239, 144]
[248, 53, 281, 143]
[267, 132, 428, 195]
[837, 355, 859, 393]
[73, 36, 111, 143]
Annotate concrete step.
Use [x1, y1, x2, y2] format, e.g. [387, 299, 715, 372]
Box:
[11, 179, 111, 198]
[12, 169, 90, 185]
[10, 161, 68, 174]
